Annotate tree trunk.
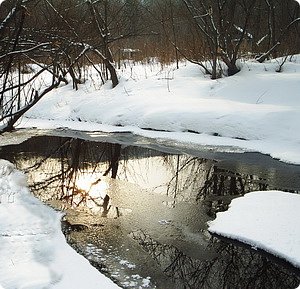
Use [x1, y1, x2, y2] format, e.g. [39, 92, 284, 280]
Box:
[226, 62, 240, 76]
[93, 49, 119, 88]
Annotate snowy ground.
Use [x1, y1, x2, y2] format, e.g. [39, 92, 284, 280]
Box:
[2, 47, 300, 287]
[208, 191, 300, 270]
[17, 55, 300, 164]
[0, 159, 121, 289]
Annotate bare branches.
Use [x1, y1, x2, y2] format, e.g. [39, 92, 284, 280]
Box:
[1, 0, 299, 133]
[256, 17, 300, 63]
[0, 0, 23, 35]
[0, 42, 51, 61]
[0, 81, 59, 133]
[44, 0, 80, 39]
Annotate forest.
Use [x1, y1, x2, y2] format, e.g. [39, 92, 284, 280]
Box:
[0, 0, 300, 133]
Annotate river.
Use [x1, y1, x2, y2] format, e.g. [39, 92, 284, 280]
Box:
[0, 129, 299, 289]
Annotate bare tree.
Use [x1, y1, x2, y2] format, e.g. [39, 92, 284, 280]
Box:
[0, 0, 122, 132]
[182, 0, 258, 78]
[258, 0, 299, 60]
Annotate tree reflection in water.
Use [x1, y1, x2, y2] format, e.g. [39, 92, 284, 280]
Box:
[130, 229, 299, 289]
[161, 154, 269, 217]
[6, 136, 273, 212]
[1, 135, 300, 288]
[21, 137, 123, 217]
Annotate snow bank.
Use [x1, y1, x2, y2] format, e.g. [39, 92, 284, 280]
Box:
[208, 190, 300, 269]
[18, 56, 300, 164]
[0, 159, 120, 289]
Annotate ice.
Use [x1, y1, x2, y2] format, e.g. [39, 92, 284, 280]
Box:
[208, 190, 300, 269]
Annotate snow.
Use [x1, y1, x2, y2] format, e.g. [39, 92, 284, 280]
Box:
[0, 159, 121, 289]
[16, 55, 300, 164]
[1, 14, 300, 285]
[208, 190, 300, 269]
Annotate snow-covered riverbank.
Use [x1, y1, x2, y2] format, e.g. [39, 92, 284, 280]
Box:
[0, 159, 121, 289]
[208, 191, 300, 270]
[3, 51, 300, 288]
[18, 56, 300, 164]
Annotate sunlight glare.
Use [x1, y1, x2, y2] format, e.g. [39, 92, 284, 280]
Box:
[76, 173, 108, 199]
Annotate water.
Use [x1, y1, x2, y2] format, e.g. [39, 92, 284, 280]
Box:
[0, 130, 299, 288]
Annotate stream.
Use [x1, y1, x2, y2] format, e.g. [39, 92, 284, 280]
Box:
[0, 129, 300, 289]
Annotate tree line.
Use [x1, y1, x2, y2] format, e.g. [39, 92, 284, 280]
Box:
[0, 0, 299, 132]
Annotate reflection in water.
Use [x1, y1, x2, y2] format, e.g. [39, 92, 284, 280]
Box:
[130, 230, 299, 289]
[0, 135, 299, 289]
[20, 137, 124, 217]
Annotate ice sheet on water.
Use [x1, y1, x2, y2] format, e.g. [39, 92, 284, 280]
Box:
[208, 190, 300, 269]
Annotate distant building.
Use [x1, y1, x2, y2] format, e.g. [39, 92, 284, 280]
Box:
[120, 48, 141, 60]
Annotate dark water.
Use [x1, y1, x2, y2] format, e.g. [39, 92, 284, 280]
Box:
[0, 131, 300, 289]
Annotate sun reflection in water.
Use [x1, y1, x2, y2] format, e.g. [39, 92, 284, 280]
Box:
[75, 173, 108, 199]
[67, 173, 110, 213]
